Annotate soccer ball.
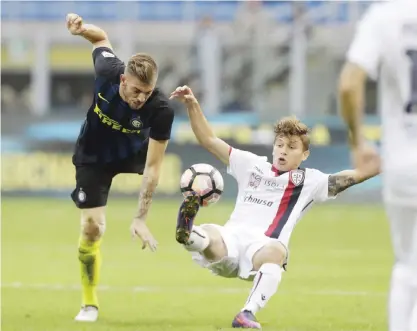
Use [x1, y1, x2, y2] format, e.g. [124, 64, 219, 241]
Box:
[180, 163, 224, 206]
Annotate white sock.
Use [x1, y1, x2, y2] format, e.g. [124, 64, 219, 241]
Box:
[389, 263, 415, 331]
[242, 263, 283, 315]
[183, 226, 210, 252]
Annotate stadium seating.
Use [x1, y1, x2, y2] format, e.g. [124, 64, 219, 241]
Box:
[1, 1, 372, 23]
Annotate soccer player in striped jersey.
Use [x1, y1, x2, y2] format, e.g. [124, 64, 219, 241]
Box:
[339, 1, 417, 330]
[66, 13, 174, 322]
[170, 85, 380, 329]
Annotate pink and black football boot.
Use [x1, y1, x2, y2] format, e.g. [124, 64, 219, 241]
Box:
[232, 310, 262, 329]
[175, 192, 201, 244]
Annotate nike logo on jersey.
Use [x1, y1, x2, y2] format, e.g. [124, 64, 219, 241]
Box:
[101, 51, 115, 58]
[98, 93, 109, 103]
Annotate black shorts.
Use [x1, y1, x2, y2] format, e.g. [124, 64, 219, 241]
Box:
[71, 152, 146, 209]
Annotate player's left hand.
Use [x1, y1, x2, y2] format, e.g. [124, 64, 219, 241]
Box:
[130, 219, 158, 252]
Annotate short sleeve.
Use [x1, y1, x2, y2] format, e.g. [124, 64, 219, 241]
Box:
[346, 4, 384, 80]
[149, 96, 175, 141]
[92, 47, 125, 81]
[227, 148, 265, 182]
[310, 169, 336, 203]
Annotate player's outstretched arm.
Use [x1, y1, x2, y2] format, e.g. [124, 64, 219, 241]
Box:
[170, 86, 231, 165]
[130, 138, 169, 251]
[328, 145, 381, 196]
[66, 13, 112, 50]
[135, 138, 168, 222]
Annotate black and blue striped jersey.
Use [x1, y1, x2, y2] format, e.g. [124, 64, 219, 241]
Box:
[72, 47, 174, 165]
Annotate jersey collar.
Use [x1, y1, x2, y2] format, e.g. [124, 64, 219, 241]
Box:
[272, 165, 303, 177]
[271, 165, 288, 177]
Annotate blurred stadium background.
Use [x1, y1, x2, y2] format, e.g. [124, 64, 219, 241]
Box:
[1, 2, 390, 331]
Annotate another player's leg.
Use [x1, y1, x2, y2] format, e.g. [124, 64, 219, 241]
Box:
[410, 301, 417, 331]
[232, 242, 287, 329]
[175, 192, 202, 245]
[74, 207, 106, 322]
[386, 204, 417, 331]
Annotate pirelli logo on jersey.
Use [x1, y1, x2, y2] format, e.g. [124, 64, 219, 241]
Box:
[94, 105, 141, 134]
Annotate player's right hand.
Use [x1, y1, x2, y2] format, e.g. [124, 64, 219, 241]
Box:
[169, 85, 198, 104]
[66, 13, 86, 35]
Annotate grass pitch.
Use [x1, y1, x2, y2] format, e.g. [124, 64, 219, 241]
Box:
[2, 197, 391, 331]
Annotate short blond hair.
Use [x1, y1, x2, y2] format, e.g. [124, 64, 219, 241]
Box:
[126, 53, 158, 85]
[274, 116, 310, 151]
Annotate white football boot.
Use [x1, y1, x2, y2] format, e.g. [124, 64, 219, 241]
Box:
[74, 306, 98, 322]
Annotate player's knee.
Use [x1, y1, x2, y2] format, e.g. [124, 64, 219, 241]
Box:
[200, 225, 228, 261]
[252, 242, 287, 271]
[80, 207, 106, 242]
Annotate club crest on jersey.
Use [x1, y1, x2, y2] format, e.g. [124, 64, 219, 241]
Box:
[130, 117, 143, 129]
[290, 169, 305, 186]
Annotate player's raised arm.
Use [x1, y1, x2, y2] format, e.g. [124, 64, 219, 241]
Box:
[66, 13, 126, 84]
[66, 13, 112, 50]
[327, 144, 381, 197]
[170, 86, 231, 165]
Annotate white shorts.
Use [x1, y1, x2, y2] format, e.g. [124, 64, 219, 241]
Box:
[386, 203, 417, 278]
[191, 224, 288, 280]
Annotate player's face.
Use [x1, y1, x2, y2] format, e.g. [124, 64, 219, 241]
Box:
[272, 135, 309, 171]
[120, 73, 155, 110]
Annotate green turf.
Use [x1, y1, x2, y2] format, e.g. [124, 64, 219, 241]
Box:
[2, 197, 392, 331]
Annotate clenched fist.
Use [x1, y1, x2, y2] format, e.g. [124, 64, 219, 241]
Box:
[66, 13, 86, 36]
